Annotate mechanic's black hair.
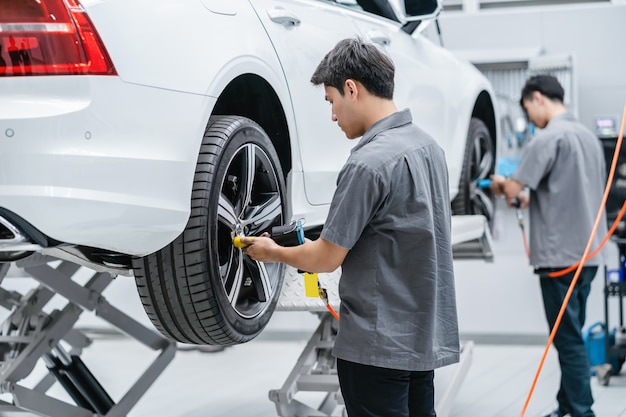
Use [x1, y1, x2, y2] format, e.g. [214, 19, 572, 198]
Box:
[310, 37, 394, 99]
[519, 74, 565, 106]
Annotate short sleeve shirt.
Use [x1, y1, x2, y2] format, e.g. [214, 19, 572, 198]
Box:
[321, 109, 459, 371]
[512, 112, 608, 268]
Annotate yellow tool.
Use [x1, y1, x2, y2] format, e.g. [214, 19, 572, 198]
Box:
[303, 272, 319, 297]
[232, 236, 254, 248]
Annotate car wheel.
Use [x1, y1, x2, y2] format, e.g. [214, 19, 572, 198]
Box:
[132, 116, 287, 345]
[452, 118, 495, 224]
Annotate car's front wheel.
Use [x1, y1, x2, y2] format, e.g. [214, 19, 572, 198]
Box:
[132, 116, 287, 345]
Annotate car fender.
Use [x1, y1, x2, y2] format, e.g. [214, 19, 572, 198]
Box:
[84, 0, 278, 97]
[421, 48, 498, 197]
[86, 0, 306, 217]
[447, 75, 498, 198]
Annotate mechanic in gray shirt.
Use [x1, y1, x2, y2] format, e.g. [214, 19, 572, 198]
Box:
[242, 38, 459, 417]
[491, 75, 607, 417]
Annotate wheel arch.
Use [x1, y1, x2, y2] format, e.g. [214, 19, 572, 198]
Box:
[211, 74, 292, 187]
[450, 89, 499, 225]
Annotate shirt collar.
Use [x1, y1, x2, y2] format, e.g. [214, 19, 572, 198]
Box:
[547, 111, 576, 126]
[351, 108, 413, 154]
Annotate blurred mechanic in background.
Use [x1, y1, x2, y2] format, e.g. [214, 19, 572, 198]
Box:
[490, 74, 607, 417]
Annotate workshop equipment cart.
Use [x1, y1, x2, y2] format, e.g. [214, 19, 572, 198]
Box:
[599, 238, 626, 386]
[597, 131, 626, 386]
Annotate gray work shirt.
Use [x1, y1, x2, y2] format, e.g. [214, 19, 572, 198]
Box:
[321, 109, 459, 371]
[512, 112, 608, 268]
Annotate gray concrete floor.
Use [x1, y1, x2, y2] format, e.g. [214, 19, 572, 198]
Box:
[6, 312, 624, 417]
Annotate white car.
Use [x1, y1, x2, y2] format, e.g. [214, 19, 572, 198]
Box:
[0, 0, 498, 345]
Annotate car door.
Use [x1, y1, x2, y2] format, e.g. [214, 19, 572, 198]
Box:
[248, 0, 362, 206]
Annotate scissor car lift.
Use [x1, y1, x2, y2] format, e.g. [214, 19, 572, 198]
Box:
[0, 253, 175, 417]
[270, 215, 494, 417]
[0, 215, 491, 417]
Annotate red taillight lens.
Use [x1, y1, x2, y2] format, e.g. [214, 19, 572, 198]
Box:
[0, 0, 116, 76]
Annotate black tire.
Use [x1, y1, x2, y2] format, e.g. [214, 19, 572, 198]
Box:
[132, 116, 287, 345]
[452, 118, 496, 225]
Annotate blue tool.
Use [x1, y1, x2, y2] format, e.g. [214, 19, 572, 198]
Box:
[476, 179, 493, 189]
[476, 178, 521, 208]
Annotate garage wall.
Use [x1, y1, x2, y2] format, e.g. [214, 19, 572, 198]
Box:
[422, 2, 626, 339]
[423, 2, 626, 134]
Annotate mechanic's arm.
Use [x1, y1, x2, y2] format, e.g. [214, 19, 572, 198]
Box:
[489, 174, 529, 208]
[240, 235, 348, 273]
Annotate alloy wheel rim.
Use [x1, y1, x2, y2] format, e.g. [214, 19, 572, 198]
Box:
[215, 142, 283, 319]
[469, 131, 495, 221]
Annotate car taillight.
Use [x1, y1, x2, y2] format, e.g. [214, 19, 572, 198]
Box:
[0, 0, 116, 76]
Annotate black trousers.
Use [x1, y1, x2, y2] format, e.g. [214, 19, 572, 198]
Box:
[337, 358, 436, 417]
[537, 266, 597, 417]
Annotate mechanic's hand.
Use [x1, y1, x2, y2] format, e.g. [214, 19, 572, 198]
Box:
[241, 233, 279, 263]
[489, 174, 506, 196]
[516, 191, 530, 209]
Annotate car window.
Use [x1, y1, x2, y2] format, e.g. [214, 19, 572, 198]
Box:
[330, 0, 399, 21]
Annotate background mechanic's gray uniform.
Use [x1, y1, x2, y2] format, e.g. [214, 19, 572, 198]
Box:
[511, 112, 607, 268]
[320, 109, 459, 371]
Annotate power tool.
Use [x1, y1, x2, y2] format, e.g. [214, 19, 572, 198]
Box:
[232, 219, 304, 248]
[232, 220, 340, 320]
[477, 178, 528, 256]
[477, 178, 521, 208]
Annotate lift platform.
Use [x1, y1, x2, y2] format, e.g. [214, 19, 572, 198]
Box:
[0, 215, 492, 417]
[0, 253, 175, 417]
[270, 215, 494, 417]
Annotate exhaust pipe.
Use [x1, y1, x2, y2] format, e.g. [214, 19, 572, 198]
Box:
[0, 215, 29, 243]
[0, 214, 42, 252]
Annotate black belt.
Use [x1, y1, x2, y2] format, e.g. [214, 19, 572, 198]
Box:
[534, 267, 569, 277]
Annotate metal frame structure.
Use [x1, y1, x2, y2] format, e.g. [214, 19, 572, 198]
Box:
[0, 254, 175, 417]
[269, 312, 343, 417]
[268, 310, 475, 417]
[0, 215, 492, 417]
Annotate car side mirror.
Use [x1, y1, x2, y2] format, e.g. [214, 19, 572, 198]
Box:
[388, 0, 442, 21]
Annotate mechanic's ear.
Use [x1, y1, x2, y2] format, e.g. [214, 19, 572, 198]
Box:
[345, 79, 357, 98]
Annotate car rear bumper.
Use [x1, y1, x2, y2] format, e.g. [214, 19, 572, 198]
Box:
[0, 76, 214, 256]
